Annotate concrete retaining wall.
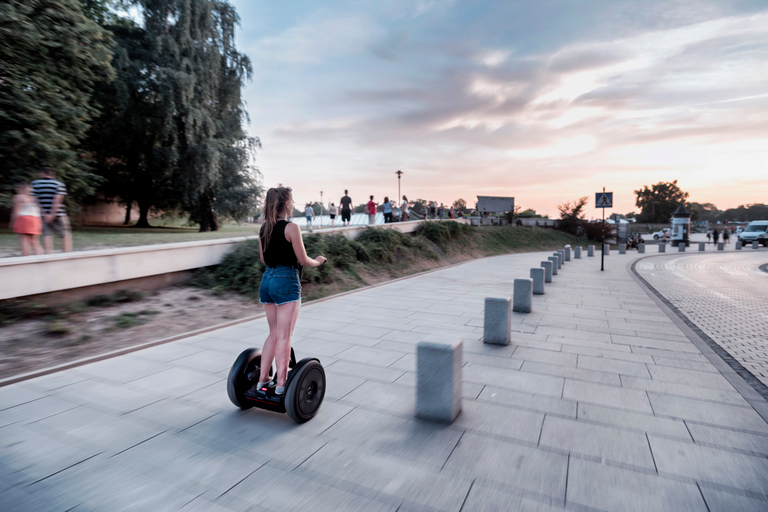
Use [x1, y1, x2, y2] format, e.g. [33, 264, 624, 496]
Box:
[0, 219, 463, 301]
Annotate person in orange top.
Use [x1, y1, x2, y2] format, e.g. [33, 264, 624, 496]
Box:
[10, 182, 44, 256]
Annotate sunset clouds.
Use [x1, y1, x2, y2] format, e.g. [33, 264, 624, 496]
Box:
[232, 0, 768, 216]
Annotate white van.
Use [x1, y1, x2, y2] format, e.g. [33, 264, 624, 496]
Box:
[738, 220, 768, 246]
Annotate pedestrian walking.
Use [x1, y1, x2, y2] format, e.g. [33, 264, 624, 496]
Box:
[367, 195, 378, 225]
[339, 190, 353, 227]
[429, 202, 436, 219]
[449, 207, 454, 219]
[31, 167, 72, 254]
[10, 182, 44, 256]
[383, 196, 393, 223]
[438, 203, 445, 219]
[328, 203, 337, 228]
[707, 230, 712, 243]
[254, 186, 327, 395]
[712, 229, 719, 245]
[723, 229, 730, 245]
[304, 203, 315, 228]
[401, 195, 409, 222]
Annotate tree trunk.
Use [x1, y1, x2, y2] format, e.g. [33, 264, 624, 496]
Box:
[123, 200, 132, 225]
[134, 200, 152, 228]
[198, 195, 218, 232]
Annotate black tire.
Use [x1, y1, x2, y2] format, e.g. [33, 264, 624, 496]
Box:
[653, 235, 659, 240]
[227, 348, 267, 409]
[285, 359, 325, 423]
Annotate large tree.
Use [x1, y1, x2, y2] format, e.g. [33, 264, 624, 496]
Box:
[634, 180, 689, 224]
[557, 196, 588, 235]
[0, 0, 114, 206]
[142, 0, 260, 231]
[88, 0, 261, 229]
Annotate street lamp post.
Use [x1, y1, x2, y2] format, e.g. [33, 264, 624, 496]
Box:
[319, 191, 323, 227]
[395, 169, 403, 204]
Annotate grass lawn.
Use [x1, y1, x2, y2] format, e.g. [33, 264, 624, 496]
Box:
[0, 223, 262, 257]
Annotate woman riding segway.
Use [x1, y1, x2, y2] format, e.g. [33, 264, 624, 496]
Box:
[255, 186, 326, 394]
[227, 186, 328, 423]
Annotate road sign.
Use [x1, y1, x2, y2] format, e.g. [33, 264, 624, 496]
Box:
[595, 192, 613, 208]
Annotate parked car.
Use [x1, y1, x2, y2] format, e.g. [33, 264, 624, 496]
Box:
[652, 228, 671, 240]
[738, 220, 768, 246]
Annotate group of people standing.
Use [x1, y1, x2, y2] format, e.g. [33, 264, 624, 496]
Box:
[706, 228, 731, 245]
[325, 191, 410, 227]
[9, 167, 72, 256]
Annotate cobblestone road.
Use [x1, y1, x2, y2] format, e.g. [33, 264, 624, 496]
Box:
[635, 250, 768, 389]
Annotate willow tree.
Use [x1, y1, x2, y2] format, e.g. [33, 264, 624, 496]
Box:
[140, 0, 260, 231]
[0, 0, 113, 206]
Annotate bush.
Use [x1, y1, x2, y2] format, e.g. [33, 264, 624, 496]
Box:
[415, 221, 470, 249]
[355, 228, 412, 263]
[212, 239, 265, 298]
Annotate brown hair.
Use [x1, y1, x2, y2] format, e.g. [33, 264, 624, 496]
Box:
[260, 187, 293, 250]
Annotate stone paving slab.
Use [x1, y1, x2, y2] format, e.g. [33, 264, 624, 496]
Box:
[2, 248, 768, 510]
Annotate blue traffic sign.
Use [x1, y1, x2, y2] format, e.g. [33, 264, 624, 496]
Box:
[595, 192, 613, 208]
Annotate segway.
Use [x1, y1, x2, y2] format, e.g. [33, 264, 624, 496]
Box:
[227, 347, 326, 423]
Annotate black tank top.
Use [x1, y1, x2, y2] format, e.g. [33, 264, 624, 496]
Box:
[261, 220, 298, 267]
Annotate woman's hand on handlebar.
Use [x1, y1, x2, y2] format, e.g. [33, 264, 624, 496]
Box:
[315, 256, 327, 266]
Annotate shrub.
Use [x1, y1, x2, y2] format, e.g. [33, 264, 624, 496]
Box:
[212, 239, 265, 298]
[355, 228, 411, 263]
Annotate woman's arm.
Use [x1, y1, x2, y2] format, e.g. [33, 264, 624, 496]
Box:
[9, 195, 20, 229]
[258, 233, 266, 264]
[285, 222, 326, 267]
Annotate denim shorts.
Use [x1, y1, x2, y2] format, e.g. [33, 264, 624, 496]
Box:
[259, 266, 301, 306]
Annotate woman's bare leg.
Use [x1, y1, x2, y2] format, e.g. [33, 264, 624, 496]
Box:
[258, 304, 278, 383]
[19, 234, 31, 256]
[273, 301, 301, 388]
[31, 235, 43, 255]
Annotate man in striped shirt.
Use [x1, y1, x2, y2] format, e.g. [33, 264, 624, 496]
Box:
[31, 167, 72, 253]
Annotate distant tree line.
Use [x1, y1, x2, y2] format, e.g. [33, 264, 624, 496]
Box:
[0, 0, 261, 231]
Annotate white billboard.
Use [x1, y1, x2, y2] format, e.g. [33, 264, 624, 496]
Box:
[476, 196, 515, 213]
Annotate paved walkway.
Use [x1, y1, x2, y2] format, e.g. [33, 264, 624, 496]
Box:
[636, 251, 768, 389]
[2, 247, 768, 511]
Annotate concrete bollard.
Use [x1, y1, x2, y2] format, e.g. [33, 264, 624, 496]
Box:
[564, 247, 571, 261]
[699, 242, 705, 252]
[603, 245, 610, 256]
[513, 278, 533, 313]
[678, 243, 686, 252]
[416, 340, 462, 423]
[719, 242, 724, 251]
[530, 267, 545, 295]
[484, 298, 511, 345]
[619, 244, 626, 255]
[659, 244, 666, 253]
[574, 246, 582, 259]
[548, 256, 559, 275]
[553, 253, 562, 269]
[557, 250, 565, 266]
[540, 261, 553, 283]
[736, 242, 742, 250]
[588, 245, 594, 257]
[753, 241, 759, 250]
[638, 243, 645, 254]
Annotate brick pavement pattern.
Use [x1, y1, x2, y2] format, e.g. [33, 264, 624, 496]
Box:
[1, 249, 768, 511]
[635, 251, 768, 388]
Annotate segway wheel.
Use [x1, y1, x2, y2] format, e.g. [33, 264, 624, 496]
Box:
[285, 360, 326, 423]
[227, 348, 267, 409]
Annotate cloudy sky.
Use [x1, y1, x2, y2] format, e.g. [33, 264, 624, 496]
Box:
[229, 0, 768, 218]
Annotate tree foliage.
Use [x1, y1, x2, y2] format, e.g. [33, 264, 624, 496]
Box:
[557, 196, 589, 235]
[634, 180, 689, 224]
[87, 0, 261, 230]
[0, 0, 114, 206]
